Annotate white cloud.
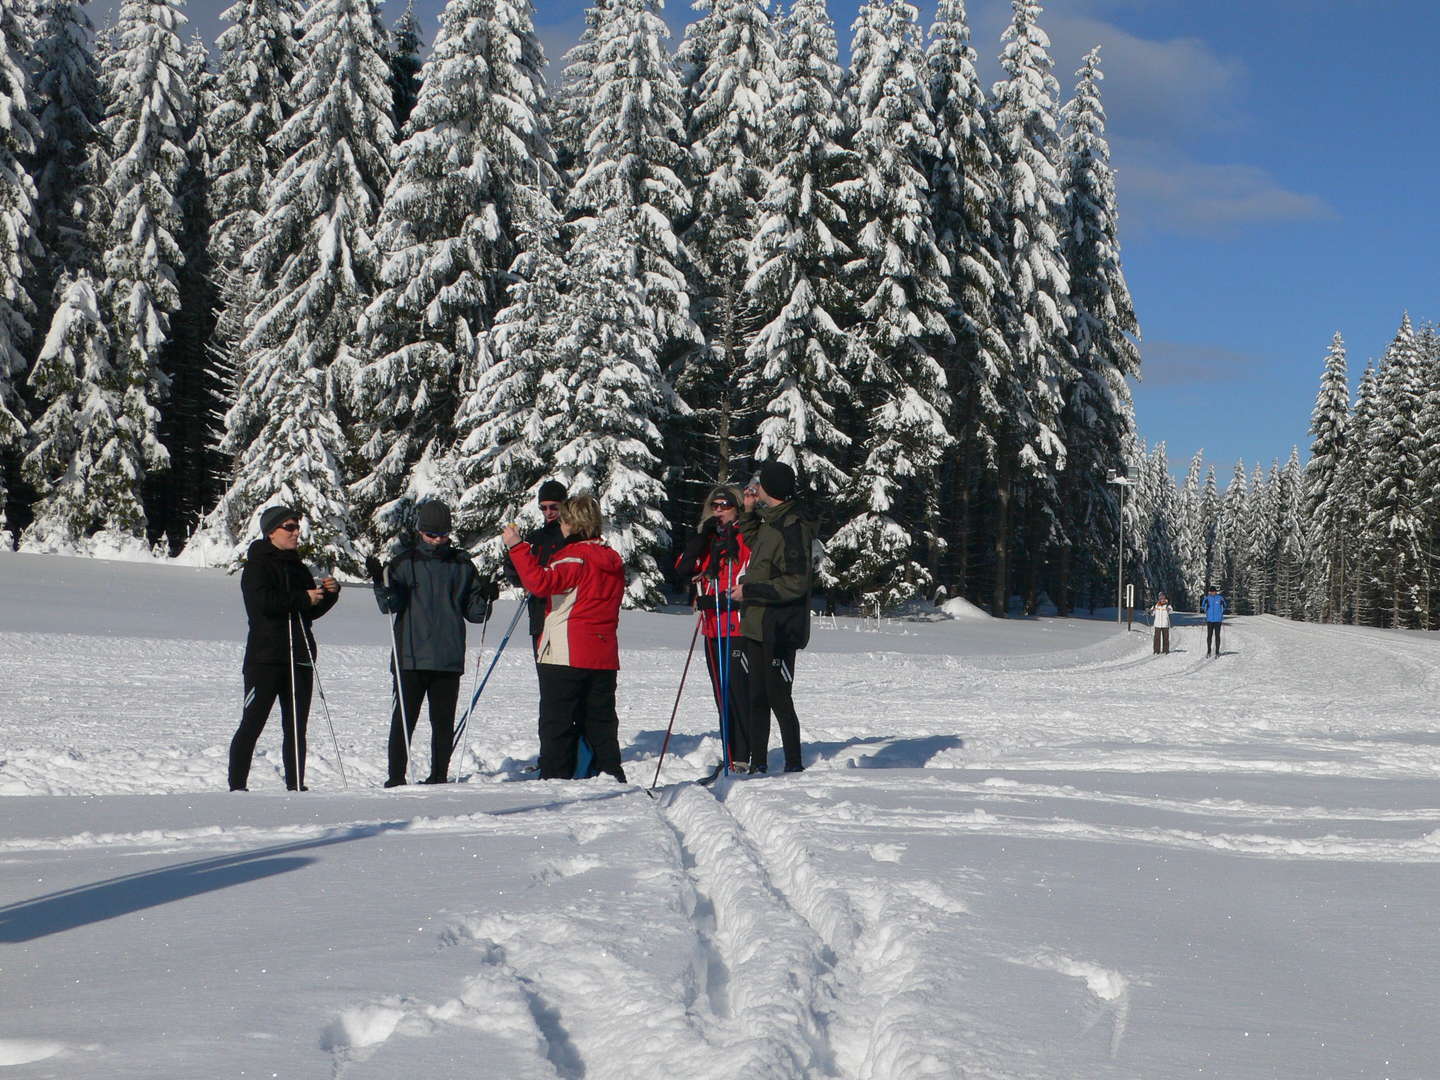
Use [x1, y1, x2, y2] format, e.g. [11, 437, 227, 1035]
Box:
[1138, 340, 1265, 387]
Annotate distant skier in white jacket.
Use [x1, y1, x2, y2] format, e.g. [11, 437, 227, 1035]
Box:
[1149, 593, 1173, 654]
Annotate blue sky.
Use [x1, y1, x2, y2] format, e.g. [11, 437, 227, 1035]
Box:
[166, 0, 1439, 479]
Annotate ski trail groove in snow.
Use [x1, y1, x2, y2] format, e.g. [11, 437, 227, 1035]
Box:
[653, 782, 842, 1077]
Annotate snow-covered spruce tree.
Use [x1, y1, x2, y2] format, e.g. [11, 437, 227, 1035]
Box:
[93, 0, 192, 550]
[1200, 463, 1220, 596]
[1174, 450, 1205, 608]
[1056, 46, 1140, 612]
[206, 0, 305, 433]
[196, 0, 394, 570]
[826, 0, 952, 616]
[0, 0, 41, 545]
[568, 0, 698, 358]
[1274, 446, 1307, 619]
[388, 0, 422, 134]
[741, 0, 855, 503]
[926, 0, 1014, 596]
[541, 215, 675, 608]
[986, 0, 1075, 614]
[551, 0, 609, 176]
[679, 0, 779, 484]
[1303, 331, 1349, 622]
[1216, 459, 1248, 607]
[1343, 363, 1379, 625]
[18, 270, 127, 549]
[355, 0, 557, 544]
[156, 33, 223, 546]
[452, 196, 564, 568]
[1414, 324, 1440, 628]
[1365, 314, 1426, 627]
[1242, 462, 1275, 615]
[29, 0, 103, 288]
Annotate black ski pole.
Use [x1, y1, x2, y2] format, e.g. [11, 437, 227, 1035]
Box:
[650, 612, 704, 792]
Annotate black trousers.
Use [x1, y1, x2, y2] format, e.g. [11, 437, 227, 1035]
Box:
[1206, 622, 1222, 654]
[1152, 627, 1170, 654]
[388, 668, 461, 782]
[229, 662, 313, 790]
[703, 635, 751, 764]
[745, 636, 802, 772]
[537, 665, 625, 782]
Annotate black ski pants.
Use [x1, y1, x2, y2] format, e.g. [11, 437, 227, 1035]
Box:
[388, 668, 461, 782]
[703, 635, 751, 765]
[229, 662, 313, 790]
[1206, 622, 1222, 654]
[744, 636, 802, 772]
[1152, 627, 1170, 654]
[536, 665, 625, 782]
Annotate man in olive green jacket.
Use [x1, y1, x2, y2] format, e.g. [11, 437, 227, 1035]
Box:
[731, 460, 817, 774]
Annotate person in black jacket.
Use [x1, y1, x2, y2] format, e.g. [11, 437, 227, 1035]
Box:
[367, 500, 493, 786]
[504, 480, 573, 648]
[228, 506, 341, 792]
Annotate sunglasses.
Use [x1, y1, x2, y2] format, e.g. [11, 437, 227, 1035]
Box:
[710, 500, 735, 510]
[539, 503, 561, 512]
[420, 531, 450, 540]
[277, 522, 300, 533]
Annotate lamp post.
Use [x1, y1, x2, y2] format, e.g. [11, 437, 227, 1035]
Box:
[1107, 470, 1134, 625]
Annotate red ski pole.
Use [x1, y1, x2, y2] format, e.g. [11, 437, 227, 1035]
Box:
[650, 612, 704, 791]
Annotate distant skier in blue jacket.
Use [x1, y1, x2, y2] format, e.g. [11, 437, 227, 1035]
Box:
[1201, 586, 1227, 657]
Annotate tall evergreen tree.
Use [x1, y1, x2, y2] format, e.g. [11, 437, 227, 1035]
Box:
[30, 0, 103, 286]
[926, 0, 1013, 597]
[1344, 363, 1379, 625]
[827, 0, 953, 615]
[19, 270, 123, 549]
[1365, 314, 1426, 627]
[988, 0, 1074, 613]
[1304, 331, 1349, 622]
[1056, 46, 1139, 611]
[353, 0, 557, 541]
[551, 0, 609, 176]
[196, 0, 394, 568]
[453, 196, 565, 561]
[388, 0, 423, 133]
[156, 33, 222, 545]
[206, 0, 304, 428]
[0, 0, 42, 544]
[680, 0, 779, 483]
[542, 216, 675, 607]
[568, 0, 698, 357]
[741, 0, 854, 498]
[94, 0, 192, 547]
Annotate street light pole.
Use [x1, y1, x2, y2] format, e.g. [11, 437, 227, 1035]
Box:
[1107, 471, 1134, 626]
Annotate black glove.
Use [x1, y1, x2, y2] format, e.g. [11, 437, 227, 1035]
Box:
[365, 555, 385, 588]
[700, 515, 719, 537]
[479, 576, 500, 602]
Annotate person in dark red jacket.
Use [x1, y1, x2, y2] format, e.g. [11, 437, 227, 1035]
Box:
[675, 485, 752, 768]
[503, 494, 627, 782]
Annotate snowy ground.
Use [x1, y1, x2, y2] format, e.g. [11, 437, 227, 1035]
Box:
[2, 553, 1438, 1078]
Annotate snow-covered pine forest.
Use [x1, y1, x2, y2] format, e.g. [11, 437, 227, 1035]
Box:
[1124, 317, 1440, 631]
[0, 0, 1145, 615]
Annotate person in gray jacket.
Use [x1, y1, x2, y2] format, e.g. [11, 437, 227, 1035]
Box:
[366, 501, 493, 786]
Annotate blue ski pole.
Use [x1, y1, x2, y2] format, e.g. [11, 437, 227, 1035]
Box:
[451, 598, 525, 780]
[717, 576, 732, 776]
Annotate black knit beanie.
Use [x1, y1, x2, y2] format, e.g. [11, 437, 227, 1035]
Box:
[259, 505, 300, 536]
[757, 460, 796, 501]
[538, 480, 567, 503]
[416, 501, 452, 535]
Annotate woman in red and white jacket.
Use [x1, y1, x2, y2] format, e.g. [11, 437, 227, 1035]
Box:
[503, 494, 627, 781]
[675, 485, 752, 768]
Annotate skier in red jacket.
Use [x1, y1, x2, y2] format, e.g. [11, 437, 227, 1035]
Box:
[675, 485, 752, 768]
[503, 494, 627, 781]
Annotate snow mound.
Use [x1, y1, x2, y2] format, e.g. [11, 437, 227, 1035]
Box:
[940, 596, 991, 620]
